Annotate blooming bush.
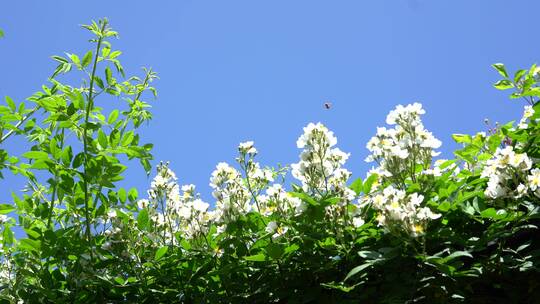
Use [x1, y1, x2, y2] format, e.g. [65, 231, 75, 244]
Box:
[1, 19, 540, 303]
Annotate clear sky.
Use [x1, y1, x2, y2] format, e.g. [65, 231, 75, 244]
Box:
[1, 0, 539, 204]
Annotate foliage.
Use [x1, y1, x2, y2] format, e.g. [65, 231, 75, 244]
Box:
[1, 20, 540, 303]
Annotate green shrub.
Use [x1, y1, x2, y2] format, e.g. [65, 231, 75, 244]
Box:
[1, 19, 539, 303]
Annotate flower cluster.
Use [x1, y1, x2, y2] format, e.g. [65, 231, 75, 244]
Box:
[517, 105, 535, 129]
[365, 103, 442, 182]
[360, 103, 444, 237]
[236, 141, 275, 192]
[137, 162, 213, 244]
[176, 184, 212, 240]
[101, 214, 137, 260]
[292, 123, 352, 196]
[147, 161, 180, 208]
[0, 257, 13, 286]
[256, 183, 306, 217]
[368, 185, 441, 237]
[292, 123, 357, 227]
[210, 162, 251, 231]
[481, 146, 534, 199]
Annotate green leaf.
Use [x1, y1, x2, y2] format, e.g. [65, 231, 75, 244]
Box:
[288, 192, 318, 206]
[344, 262, 374, 281]
[128, 188, 138, 202]
[72, 152, 85, 168]
[19, 238, 41, 253]
[109, 50, 122, 59]
[94, 76, 104, 89]
[522, 87, 540, 97]
[321, 282, 359, 293]
[22, 151, 49, 160]
[141, 158, 152, 176]
[81, 50, 93, 68]
[514, 69, 527, 83]
[358, 250, 382, 260]
[244, 253, 267, 262]
[480, 208, 507, 220]
[118, 188, 127, 203]
[266, 243, 284, 260]
[3, 226, 14, 244]
[452, 133, 472, 144]
[51, 55, 68, 64]
[444, 251, 473, 262]
[102, 47, 111, 58]
[284, 243, 300, 255]
[61, 146, 73, 166]
[492, 63, 509, 78]
[114, 277, 125, 285]
[68, 255, 78, 261]
[349, 177, 363, 195]
[69, 53, 81, 67]
[108, 110, 119, 124]
[0, 204, 15, 214]
[98, 129, 108, 149]
[494, 79, 514, 90]
[105, 66, 113, 84]
[155, 246, 168, 260]
[5, 96, 16, 112]
[137, 209, 149, 230]
[363, 174, 378, 194]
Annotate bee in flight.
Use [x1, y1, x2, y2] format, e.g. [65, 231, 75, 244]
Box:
[324, 102, 332, 109]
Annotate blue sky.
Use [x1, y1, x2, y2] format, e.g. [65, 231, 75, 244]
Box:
[1, 0, 539, 203]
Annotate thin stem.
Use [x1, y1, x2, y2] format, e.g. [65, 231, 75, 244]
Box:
[47, 128, 65, 228]
[82, 20, 107, 255]
[241, 158, 266, 226]
[119, 71, 151, 139]
[0, 107, 38, 144]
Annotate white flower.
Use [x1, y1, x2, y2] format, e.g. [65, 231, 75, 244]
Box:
[178, 206, 191, 219]
[352, 217, 365, 228]
[213, 247, 224, 257]
[137, 199, 150, 209]
[151, 175, 168, 188]
[272, 226, 288, 240]
[181, 184, 196, 193]
[515, 183, 528, 198]
[409, 193, 424, 207]
[518, 105, 535, 129]
[192, 199, 209, 212]
[0, 214, 10, 224]
[514, 153, 532, 171]
[107, 210, 117, 219]
[239, 141, 257, 154]
[296, 123, 337, 149]
[484, 175, 506, 199]
[291, 197, 307, 215]
[528, 168, 540, 191]
[390, 146, 409, 159]
[417, 207, 441, 220]
[385, 103, 425, 125]
[265, 221, 278, 233]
